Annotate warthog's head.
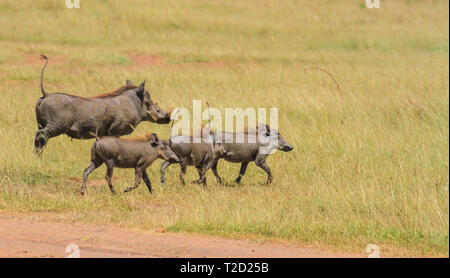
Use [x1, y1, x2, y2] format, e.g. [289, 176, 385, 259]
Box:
[145, 98, 171, 124]
[276, 132, 294, 152]
[258, 124, 294, 153]
[129, 80, 171, 124]
[149, 133, 180, 162]
[212, 130, 227, 157]
[200, 126, 227, 157]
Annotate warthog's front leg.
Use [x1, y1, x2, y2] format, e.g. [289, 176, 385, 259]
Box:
[142, 170, 153, 194]
[195, 167, 208, 189]
[234, 162, 249, 184]
[107, 121, 133, 137]
[255, 158, 272, 184]
[179, 161, 187, 186]
[124, 168, 142, 193]
[160, 160, 171, 185]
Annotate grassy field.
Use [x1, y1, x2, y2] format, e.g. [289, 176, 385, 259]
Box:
[0, 0, 448, 257]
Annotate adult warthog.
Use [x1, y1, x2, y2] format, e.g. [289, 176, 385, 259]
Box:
[34, 55, 171, 155]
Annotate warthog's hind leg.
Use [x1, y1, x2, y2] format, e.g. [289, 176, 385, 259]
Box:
[34, 126, 65, 156]
[34, 128, 48, 156]
[195, 167, 208, 189]
[211, 161, 223, 185]
[105, 160, 117, 194]
[81, 159, 103, 195]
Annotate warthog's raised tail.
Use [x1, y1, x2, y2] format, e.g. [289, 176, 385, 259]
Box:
[40, 54, 48, 98]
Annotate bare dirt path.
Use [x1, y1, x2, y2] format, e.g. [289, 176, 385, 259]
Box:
[0, 215, 361, 258]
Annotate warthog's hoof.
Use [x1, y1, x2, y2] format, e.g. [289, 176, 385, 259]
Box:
[34, 148, 44, 157]
[233, 177, 244, 185]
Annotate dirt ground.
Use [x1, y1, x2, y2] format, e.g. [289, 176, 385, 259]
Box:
[0, 214, 361, 258]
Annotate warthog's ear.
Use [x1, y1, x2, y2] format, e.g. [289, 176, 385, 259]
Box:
[149, 133, 160, 147]
[257, 123, 270, 136]
[136, 80, 146, 101]
[126, 80, 134, 86]
[137, 80, 146, 92]
[265, 124, 271, 136]
[162, 140, 169, 146]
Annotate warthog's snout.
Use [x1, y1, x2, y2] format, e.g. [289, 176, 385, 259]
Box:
[169, 154, 181, 163]
[146, 99, 172, 124]
[156, 114, 171, 124]
[276, 135, 293, 153]
[160, 144, 180, 163]
[147, 109, 170, 124]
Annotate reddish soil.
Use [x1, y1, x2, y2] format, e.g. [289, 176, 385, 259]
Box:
[17, 53, 227, 69]
[0, 214, 361, 258]
[128, 53, 228, 68]
[184, 60, 227, 68]
[68, 177, 106, 187]
[22, 54, 67, 66]
[128, 53, 165, 67]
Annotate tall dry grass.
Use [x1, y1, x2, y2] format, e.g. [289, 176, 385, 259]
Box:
[0, 0, 448, 256]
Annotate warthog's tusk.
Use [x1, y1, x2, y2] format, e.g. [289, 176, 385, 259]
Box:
[147, 111, 158, 121]
[157, 150, 169, 161]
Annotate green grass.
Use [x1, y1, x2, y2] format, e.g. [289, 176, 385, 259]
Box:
[0, 0, 448, 257]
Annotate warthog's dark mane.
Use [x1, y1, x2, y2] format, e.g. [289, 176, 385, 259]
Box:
[241, 123, 271, 134]
[121, 133, 153, 142]
[91, 84, 138, 99]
